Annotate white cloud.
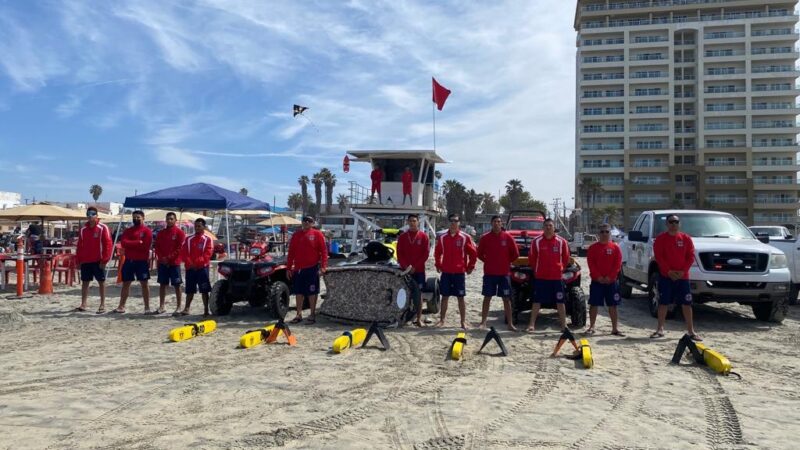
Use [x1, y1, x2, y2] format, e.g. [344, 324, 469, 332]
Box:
[154, 146, 206, 170]
[88, 159, 118, 168]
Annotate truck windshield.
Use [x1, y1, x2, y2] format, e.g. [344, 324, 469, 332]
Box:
[508, 220, 544, 231]
[653, 213, 754, 239]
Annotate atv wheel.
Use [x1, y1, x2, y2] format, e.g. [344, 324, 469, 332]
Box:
[648, 271, 675, 319]
[752, 296, 788, 323]
[618, 272, 633, 298]
[424, 277, 441, 314]
[210, 280, 232, 316]
[568, 286, 587, 328]
[248, 283, 268, 308]
[510, 285, 529, 325]
[268, 281, 291, 320]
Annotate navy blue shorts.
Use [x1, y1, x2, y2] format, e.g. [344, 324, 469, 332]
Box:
[292, 266, 320, 297]
[157, 264, 182, 287]
[440, 272, 466, 297]
[658, 276, 692, 306]
[80, 262, 106, 282]
[410, 272, 425, 290]
[533, 279, 566, 304]
[121, 259, 150, 282]
[589, 281, 621, 307]
[185, 268, 211, 294]
[482, 275, 512, 298]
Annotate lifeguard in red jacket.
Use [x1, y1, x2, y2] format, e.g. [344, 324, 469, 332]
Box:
[477, 215, 520, 331]
[526, 218, 570, 332]
[112, 210, 153, 314]
[370, 163, 383, 205]
[155, 212, 186, 315]
[397, 214, 430, 326]
[74, 206, 113, 313]
[287, 216, 328, 324]
[586, 223, 624, 336]
[652, 214, 700, 341]
[179, 218, 215, 316]
[434, 213, 477, 329]
[401, 166, 414, 205]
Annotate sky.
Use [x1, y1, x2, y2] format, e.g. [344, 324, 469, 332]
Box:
[0, 0, 577, 210]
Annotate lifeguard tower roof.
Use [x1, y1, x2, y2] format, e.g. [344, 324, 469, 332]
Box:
[347, 150, 447, 164]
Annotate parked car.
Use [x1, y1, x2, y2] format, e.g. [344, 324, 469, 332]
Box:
[755, 229, 800, 305]
[749, 226, 793, 240]
[620, 210, 791, 323]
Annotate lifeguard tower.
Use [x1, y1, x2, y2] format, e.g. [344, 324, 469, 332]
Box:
[346, 149, 446, 251]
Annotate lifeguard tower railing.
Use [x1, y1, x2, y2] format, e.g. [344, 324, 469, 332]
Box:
[348, 181, 371, 206]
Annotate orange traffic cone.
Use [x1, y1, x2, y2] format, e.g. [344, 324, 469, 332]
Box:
[116, 254, 125, 284]
[38, 256, 53, 295]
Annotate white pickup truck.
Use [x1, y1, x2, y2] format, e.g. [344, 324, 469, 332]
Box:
[750, 229, 800, 305]
[620, 210, 791, 323]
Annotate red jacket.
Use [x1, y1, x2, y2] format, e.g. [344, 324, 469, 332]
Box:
[287, 228, 329, 271]
[587, 241, 622, 282]
[155, 226, 186, 266]
[528, 234, 570, 280]
[653, 231, 695, 279]
[120, 224, 153, 261]
[76, 222, 113, 265]
[434, 231, 477, 274]
[370, 169, 383, 186]
[397, 229, 429, 273]
[181, 233, 214, 269]
[402, 171, 413, 193]
[478, 230, 519, 276]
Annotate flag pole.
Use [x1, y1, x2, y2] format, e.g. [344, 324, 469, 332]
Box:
[432, 99, 437, 151]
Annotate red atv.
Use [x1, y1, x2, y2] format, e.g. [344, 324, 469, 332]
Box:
[506, 210, 587, 328]
[210, 240, 293, 317]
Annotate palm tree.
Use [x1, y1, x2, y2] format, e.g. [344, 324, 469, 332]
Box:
[298, 176, 310, 214]
[505, 179, 524, 210]
[89, 184, 103, 202]
[239, 188, 248, 196]
[312, 171, 324, 216]
[463, 189, 484, 224]
[287, 193, 303, 212]
[481, 192, 500, 214]
[320, 168, 336, 214]
[337, 193, 349, 214]
[579, 177, 604, 209]
[442, 179, 467, 217]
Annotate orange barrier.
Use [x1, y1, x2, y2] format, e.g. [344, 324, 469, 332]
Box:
[37, 256, 53, 295]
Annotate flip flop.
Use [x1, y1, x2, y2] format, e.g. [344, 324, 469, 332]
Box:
[110, 308, 126, 314]
[611, 330, 626, 337]
[155, 309, 166, 315]
[584, 329, 595, 335]
[171, 311, 182, 317]
[72, 307, 87, 312]
[179, 311, 190, 316]
[689, 334, 703, 342]
[96, 308, 106, 314]
[412, 321, 423, 328]
[650, 331, 664, 339]
[290, 316, 303, 324]
[305, 317, 316, 325]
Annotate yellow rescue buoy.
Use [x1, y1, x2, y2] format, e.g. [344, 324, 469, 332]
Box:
[169, 320, 217, 342]
[332, 328, 367, 353]
[695, 343, 731, 376]
[450, 332, 467, 360]
[240, 324, 281, 349]
[579, 338, 593, 369]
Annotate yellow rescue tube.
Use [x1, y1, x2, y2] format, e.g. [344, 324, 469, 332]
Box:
[169, 320, 217, 342]
[240, 324, 281, 349]
[579, 338, 593, 369]
[332, 328, 367, 353]
[450, 332, 467, 360]
[695, 343, 731, 375]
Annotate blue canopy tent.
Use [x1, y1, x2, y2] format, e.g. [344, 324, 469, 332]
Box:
[122, 183, 270, 257]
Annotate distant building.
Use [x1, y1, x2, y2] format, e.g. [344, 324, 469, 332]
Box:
[0, 191, 21, 209]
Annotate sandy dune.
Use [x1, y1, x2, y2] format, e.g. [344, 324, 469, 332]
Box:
[1, 256, 798, 449]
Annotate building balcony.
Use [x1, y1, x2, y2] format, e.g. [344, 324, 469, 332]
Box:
[750, 69, 800, 79]
[580, 12, 800, 32]
[753, 162, 800, 172]
[706, 197, 748, 206]
[706, 178, 748, 186]
[753, 214, 798, 225]
[580, 166, 625, 174]
[754, 199, 800, 209]
[750, 31, 800, 43]
[750, 51, 800, 61]
[581, 113, 625, 121]
[751, 87, 800, 97]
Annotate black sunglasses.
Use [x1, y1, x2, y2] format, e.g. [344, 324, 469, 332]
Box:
[599, 230, 610, 234]
[302, 219, 314, 223]
[449, 219, 460, 223]
[86, 211, 97, 217]
[668, 220, 680, 224]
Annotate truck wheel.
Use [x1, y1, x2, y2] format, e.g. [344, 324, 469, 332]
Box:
[424, 277, 440, 314]
[618, 272, 633, 298]
[210, 280, 232, 316]
[752, 296, 788, 323]
[789, 284, 799, 306]
[568, 286, 587, 328]
[647, 272, 676, 319]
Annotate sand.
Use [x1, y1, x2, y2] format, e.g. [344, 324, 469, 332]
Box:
[1, 256, 799, 449]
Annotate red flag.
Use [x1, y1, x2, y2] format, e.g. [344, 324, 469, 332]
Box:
[432, 77, 451, 111]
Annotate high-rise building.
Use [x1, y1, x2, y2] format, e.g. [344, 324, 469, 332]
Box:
[574, 0, 800, 228]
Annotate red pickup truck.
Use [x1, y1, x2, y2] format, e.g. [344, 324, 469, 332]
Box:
[505, 210, 545, 261]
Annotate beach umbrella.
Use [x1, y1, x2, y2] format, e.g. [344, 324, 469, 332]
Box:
[256, 215, 302, 226]
[225, 209, 271, 217]
[0, 204, 86, 221]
